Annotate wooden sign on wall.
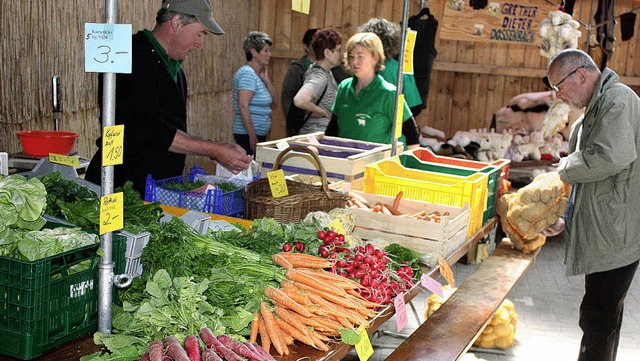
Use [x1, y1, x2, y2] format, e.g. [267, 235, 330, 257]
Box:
[440, 0, 560, 45]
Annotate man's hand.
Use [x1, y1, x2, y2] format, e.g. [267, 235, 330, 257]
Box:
[211, 143, 253, 174]
[540, 218, 566, 237]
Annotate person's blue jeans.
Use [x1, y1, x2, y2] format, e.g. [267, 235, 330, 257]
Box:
[578, 259, 639, 361]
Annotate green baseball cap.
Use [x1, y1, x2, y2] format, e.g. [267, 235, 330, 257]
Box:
[162, 0, 224, 35]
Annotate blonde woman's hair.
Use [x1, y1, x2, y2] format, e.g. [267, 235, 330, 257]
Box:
[343, 32, 386, 73]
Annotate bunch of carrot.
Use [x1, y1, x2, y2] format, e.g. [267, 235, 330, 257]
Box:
[249, 252, 382, 355]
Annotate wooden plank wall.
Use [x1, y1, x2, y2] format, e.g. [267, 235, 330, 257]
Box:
[262, 0, 640, 140]
[2, 0, 639, 174]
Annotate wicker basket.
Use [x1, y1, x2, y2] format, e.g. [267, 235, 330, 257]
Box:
[243, 145, 348, 223]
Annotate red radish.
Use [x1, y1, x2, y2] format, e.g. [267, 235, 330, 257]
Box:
[317, 230, 327, 239]
[140, 352, 150, 361]
[217, 335, 263, 360]
[294, 241, 305, 252]
[201, 348, 223, 361]
[148, 340, 164, 361]
[247, 342, 277, 361]
[163, 336, 190, 361]
[282, 243, 293, 252]
[183, 335, 200, 361]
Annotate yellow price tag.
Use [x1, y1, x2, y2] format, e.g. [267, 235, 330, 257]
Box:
[438, 256, 455, 288]
[355, 325, 373, 361]
[49, 153, 80, 167]
[395, 94, 405, 139]
[102, 125, 124, 166]
[328, 219, 345, 235]
[292, 0, 310, 13]
[267, 170, 289, 198]
[99, 192, 124, 235]
[403, 30, 417, 74]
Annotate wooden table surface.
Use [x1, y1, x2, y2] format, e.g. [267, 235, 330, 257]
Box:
[0, 218, 499, 361]
[385, 238, 538, 361]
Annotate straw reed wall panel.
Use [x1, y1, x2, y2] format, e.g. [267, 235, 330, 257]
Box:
[2, 0, 639, 175]
[1, 0, 256, 174]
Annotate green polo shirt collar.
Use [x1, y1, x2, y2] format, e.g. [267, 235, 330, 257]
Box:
[143, 29, 182, 81]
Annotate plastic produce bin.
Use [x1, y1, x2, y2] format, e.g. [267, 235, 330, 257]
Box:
[0, 224, 126, 360]
[400, 149, 510, 224]
[363, 159, 489, 237]
[144, 166, 248, 217]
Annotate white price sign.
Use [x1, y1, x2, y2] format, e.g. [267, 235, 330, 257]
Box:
[84, 23, 132, 73]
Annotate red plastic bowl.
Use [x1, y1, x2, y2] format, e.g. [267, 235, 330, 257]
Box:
[16, 130, 80, 157]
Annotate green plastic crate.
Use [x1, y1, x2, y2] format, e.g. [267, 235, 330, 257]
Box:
[0, 224, 126, 360]
[399, 154, 502, 225]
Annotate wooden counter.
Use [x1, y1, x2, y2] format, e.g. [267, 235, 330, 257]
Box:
[386, 238, 538, 361]
[0, 219, 499, 361]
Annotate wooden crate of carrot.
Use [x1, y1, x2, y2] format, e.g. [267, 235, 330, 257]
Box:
[347, 191, 470, 257]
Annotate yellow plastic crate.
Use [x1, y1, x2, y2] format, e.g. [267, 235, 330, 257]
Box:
[363, 158, 488, 237]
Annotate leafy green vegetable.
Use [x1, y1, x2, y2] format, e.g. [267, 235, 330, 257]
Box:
[81, 269, 226, 361]
[0, 174, 47, 233]
[17, 227, 98, 261]
[384, 243, 423, 279]
[39, 173, 163, 234]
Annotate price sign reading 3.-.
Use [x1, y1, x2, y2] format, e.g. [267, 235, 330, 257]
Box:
[85, 23, 132, 73]
[102, 125, 124, 166]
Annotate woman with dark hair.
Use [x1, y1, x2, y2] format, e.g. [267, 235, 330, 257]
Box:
[292, 29, 343, 134]
[232, 31, 277, 155]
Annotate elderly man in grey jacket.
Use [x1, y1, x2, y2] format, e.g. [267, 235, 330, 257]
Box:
[546, 49, 640, 361]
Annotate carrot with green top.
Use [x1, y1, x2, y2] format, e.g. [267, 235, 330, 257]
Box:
[257, 314, 271, 353]
[264, 286, 313, 317]
[249, 312, 260, 343]
[260, 302, 288, 356]
[286, 269, 348, 297]
[275, 253, 333, 269]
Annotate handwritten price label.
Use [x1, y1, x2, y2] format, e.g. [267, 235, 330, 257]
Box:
[354, 325, 373, 361]
[394, 292, 408, 332]
[421, 274, 444, 298]
[403, 30, 417, 74]
[102, 125, 124, 166]
[292, 0, 310, 14]
[99, 192, 123, 235]
[438, 256, 455, 288]
[49, 153, 80, 167]
[85, 23, 132, 73]
[267, 170, 289, 198]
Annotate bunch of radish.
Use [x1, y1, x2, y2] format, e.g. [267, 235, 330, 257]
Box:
[315, 229, 415, 304]
[140, 327, 275, 361]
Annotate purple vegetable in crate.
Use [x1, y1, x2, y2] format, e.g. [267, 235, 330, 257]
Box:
[201, 348, 223, 361]
[217, 335, 263, 360]
[245, 342, 277, 361]
[164, 336, 190, 361]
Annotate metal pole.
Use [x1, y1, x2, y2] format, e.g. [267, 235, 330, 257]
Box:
[98, 0, 118, 334]
[391, 0, 411, 156]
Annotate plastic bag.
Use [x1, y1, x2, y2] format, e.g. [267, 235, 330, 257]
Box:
[214, 160, 260, 186]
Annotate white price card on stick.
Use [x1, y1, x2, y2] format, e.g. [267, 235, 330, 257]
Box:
[85, 23, 132, 73]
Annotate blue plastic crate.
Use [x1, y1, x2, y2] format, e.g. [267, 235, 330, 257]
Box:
[144, 166, 247, 217]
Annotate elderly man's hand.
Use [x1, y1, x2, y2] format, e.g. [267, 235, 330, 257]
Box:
[540, 218, 566, 237]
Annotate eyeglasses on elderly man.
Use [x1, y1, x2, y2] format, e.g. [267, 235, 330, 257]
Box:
[542, 65, 585, 92]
